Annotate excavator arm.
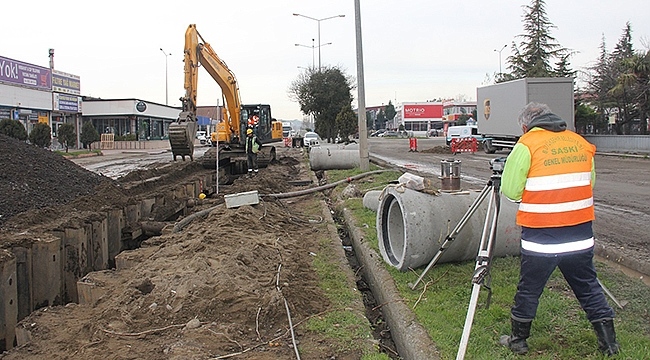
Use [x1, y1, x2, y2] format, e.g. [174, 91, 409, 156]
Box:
[191, 25, 243, 144]
[169, 24, 243, 160]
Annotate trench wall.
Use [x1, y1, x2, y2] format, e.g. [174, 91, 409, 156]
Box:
[0, 173, 214, 351]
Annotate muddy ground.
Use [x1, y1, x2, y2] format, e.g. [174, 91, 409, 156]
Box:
[0, 135, 379, 359]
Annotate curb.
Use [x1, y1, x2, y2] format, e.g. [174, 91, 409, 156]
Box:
[342, 208, 440, 360]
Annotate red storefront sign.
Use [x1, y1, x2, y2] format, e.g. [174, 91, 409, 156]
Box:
[403, 104, 443, 119]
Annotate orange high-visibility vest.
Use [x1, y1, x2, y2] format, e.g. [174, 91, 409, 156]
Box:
[517, 130, 596, 228]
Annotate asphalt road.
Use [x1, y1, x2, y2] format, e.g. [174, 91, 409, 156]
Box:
[368, 137, 650, 279]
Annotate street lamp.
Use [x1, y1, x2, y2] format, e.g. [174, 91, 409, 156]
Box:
[159, 48, 171, 105]
[293, 13, 345, 70]
[295, 39, 332, 69]
[494, 44, 507, 74]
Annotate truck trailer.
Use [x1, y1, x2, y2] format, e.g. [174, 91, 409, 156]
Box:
[477, 77, 574, 154]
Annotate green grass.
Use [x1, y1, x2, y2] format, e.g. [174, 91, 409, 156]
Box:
[55, 149, 101, 157]
[327, 168, 650, 360]
[303, 210, 389, 359]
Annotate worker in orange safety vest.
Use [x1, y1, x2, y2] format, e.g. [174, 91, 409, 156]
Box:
[499, 102, 618, 356]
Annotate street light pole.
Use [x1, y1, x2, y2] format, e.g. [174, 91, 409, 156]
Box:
[295, 40, 332, 69]
[494, 44, 507, 74]
[293, 13, 345, 70]
[159, 48, 171, 105]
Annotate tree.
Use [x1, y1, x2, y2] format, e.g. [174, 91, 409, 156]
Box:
[335, 105, 357, 142]
[289, 66, 354, 142]
[608, 23, 637, 134]
[384, 101, 396, 122]
[29, 123, 52, 148]
[506, 0, 572, 79]
[0, 119, 28, 141]
[80, 121, 100, 149]
[375, 109, 387, 130]
[58, 123, 77, 152]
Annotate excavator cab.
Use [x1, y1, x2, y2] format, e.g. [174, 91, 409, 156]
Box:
[240, 104, 274, 144]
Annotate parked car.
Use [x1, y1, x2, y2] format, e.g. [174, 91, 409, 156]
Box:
[303, 132, 321, 147]
[427, 129, 441, 137]
[196, 131, 209, 145]
[370, 129, 386, 137]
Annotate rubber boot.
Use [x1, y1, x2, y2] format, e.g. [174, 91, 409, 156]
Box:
[592, 319, 619, 356]
[500, 319, 531, 355]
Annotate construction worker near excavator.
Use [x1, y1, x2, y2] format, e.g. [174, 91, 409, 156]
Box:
[500, 102, 619, 356]
[245, 128, 262, 177]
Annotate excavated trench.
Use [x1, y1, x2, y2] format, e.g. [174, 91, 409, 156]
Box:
[330, 206, 400, 359]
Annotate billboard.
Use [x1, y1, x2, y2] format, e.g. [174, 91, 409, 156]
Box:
[0, 55, 51, 91]
[403, 103, 443, 119]
[52, 69, 81, 95]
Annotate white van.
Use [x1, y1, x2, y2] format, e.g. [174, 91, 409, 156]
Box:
[446, 125, 479, 146]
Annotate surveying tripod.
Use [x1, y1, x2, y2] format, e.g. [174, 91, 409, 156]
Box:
[409, 158, 505, 360]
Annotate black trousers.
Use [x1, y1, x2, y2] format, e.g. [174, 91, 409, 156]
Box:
[511, 249, 615, 322]
[247, 153, 258, 172]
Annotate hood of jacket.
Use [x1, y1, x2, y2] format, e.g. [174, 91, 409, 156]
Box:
[527, 113, 567, 132]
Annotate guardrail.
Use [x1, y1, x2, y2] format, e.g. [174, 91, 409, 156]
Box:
[583, 135, 650, 154]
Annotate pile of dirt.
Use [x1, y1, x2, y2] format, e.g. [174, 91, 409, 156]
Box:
[0, 134, 111, 227]
[0, 143, 375, 359]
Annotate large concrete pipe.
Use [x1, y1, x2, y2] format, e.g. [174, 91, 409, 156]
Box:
[362, 190, 383, 212]
[377, 185, 521, 271]
[309, 147, 360, 170]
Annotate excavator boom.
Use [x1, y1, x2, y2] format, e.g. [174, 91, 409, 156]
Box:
[169, 24, 282, 178]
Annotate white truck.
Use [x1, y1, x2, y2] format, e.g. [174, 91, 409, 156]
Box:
[477, 77, 575, 154]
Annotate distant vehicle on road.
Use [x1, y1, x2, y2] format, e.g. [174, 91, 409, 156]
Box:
[446, 125, 479, 146]
[370, 129, 386, 137]
[196, 131, 209, 145]
[379, 130, 407, 138]
[303, 132, 321, 147]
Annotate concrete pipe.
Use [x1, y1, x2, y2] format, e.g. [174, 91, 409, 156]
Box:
[377, 185, 521, 271]
[362, 190, 383, 212]
[309, 147, 360, 170]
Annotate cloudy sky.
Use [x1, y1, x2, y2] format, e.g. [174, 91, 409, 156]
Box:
[2, 0, 649, 120]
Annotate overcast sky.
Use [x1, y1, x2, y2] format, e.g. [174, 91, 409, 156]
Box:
[2, 0, 650, 120]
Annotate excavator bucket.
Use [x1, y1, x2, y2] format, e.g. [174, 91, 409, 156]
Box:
[169, 113, 197, 161]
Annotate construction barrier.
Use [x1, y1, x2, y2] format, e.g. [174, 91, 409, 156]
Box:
[451, 137, 478, 154]
[283, 138, 292, 147]
[408, 137, 418, 152]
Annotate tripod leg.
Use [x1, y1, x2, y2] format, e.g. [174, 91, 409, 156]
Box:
[409, 182, 493, 290]
[456, 184, 501, 360]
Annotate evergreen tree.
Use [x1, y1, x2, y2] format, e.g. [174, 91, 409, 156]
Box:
[335, 105, 357, 142]
[506, 0, 572, 79]
[0, 119, 28, 141]
[58, 123, 77, 152]
[80, 121, 100, 149]
[384, 101, 396, 122]
[608, 22, 637, 134]
[29, 122, 52, 148]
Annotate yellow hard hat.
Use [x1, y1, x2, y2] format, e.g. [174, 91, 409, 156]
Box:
[246, 128, 253, 135]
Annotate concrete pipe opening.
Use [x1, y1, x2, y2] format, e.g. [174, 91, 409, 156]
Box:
[377, 186, 521, 272]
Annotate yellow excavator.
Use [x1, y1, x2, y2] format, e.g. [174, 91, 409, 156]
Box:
[168, 24, 282, 177]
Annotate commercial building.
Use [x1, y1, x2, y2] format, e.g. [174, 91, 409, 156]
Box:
[1, 52, 181, 149]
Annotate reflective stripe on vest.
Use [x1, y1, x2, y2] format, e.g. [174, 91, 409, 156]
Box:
[521, 237, 594, 254]
[246, 137, 260, 154]
[517, 130, 595, 228]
